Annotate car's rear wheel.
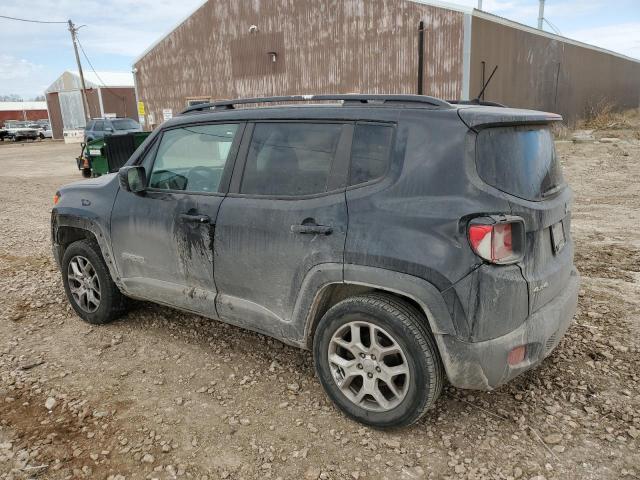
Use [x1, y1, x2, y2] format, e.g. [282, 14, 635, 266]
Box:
[61, 239, 127, 324]
[313, 293, 444, 428]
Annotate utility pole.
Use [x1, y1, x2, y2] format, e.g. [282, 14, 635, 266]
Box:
[68, 19, 91, 122]
[538, 0, 545, 30]
[477, 0, 482, 10]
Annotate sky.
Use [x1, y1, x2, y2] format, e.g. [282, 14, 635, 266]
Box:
[1, 0, 639, 99]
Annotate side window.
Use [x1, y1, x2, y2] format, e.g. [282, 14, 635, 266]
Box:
[148, 123, 239, 193]
[349, 123, 394, 186]
[240, 123, 342, 196]
[86, 120, 95, 131]
[94, 120, 105, 131]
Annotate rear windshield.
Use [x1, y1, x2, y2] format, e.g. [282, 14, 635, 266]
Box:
[476, 126, 564, 201]
[111, 119, 140, 130]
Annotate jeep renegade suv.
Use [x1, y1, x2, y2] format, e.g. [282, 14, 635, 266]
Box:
[51, 94, 579, 428]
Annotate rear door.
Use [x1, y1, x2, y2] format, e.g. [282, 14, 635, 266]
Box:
[110, 122, 243, 316]
[474, 121, 574, 313]
[213, 121, 351, 335]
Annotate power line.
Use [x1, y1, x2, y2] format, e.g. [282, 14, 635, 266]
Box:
[75, 36, 127, 104]
[544, 18, 562, 35]
[0, 14, 67, 24]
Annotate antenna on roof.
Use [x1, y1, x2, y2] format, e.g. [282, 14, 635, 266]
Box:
[474, 65, 498, 102]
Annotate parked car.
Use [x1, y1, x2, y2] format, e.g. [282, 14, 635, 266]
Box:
[0, 126, 7, 141]
[84, 117, 142, 142]
[3, 122, 39, 141]
[51, 94, 578, 428]
[38, 124, 53, 139]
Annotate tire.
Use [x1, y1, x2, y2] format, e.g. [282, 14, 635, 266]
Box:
[313, 293, 444, 428]
[61, 239, 127, 324]
[39, 133, 44, 140]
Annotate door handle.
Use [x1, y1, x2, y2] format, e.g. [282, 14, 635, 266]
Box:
[291, 224, 333, 235]
[179, 213, 211, 224]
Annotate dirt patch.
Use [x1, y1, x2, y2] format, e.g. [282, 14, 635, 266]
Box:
[574, 241, 640, 282]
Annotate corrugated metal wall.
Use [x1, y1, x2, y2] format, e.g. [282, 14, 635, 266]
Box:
[100, 87, 137, 120]
[46, 93, 63, 140]
[469, 16, 640, 122]
[134, 0, 464, 127]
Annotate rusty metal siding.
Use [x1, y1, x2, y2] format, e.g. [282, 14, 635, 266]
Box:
[134, 0, 464, 127]
[85, 89, 102, 119]
[100, 87, 137, 120]
[46, 92, 63, 140]
[469, 16, 640, 122]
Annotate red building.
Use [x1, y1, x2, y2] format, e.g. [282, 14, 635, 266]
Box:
[0, 102, 49, 123]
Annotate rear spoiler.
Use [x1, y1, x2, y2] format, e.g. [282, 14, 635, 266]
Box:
[457, 106, 563, 132]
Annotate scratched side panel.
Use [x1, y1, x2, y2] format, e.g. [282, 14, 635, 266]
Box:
[133, 0, 464, 125]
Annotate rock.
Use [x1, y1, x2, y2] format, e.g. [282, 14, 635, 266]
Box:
[381, 438, 401, 449]
[572, 130, 594, 143]
[175, 397, 184, 406]
[543, 433, 563, 445]
[454, 464, 466, 474]
[287, 383, 300, 392]
[45, 397, 57, 410]
[305, 466, 321, 479]
[141, 453, 155, 463]
[628, 427, 639, 439]
[599, 137, 619, 143]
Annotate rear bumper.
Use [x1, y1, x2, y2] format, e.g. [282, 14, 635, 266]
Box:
[438, 268, 579, 390]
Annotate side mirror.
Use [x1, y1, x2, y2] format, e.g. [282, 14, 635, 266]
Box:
[118, 166, 146, 193]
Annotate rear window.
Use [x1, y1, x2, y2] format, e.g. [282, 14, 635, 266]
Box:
[476, 126, 564, 201]
[112, 119, 140, 130]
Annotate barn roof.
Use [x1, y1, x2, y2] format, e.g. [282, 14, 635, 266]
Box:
[45, 71, 134, 93]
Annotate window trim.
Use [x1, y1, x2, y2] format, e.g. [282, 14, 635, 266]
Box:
[346, 121, 397, 190]
[228, 120, 352, 200]
[142, 121, 246, 196]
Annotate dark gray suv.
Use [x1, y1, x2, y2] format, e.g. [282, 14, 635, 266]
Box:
[84, 117, 142, 142]
[51, 95, 578, 428]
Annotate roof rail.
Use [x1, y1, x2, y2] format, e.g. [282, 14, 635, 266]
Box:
[447, 99, 507, 108]
[181, 94, 452, 114]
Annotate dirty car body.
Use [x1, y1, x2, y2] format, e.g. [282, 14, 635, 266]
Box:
[51, 95, 578, 427]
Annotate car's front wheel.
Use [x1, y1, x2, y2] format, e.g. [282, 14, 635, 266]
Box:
[61, 239, 127, 324]
[313, 293, 444, 428]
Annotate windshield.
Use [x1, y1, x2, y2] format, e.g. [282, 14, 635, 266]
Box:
[476, 126, 565, 201]
[111, 119, 140, 131]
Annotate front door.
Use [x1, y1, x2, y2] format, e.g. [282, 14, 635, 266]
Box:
[214, 121, 351, 337]
[110, 122, 243, 317]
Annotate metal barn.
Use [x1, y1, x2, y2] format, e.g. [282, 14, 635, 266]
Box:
[132, 0, 640, 126]
[45, 71, 137, 140]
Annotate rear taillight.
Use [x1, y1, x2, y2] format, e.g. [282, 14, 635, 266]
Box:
[53, 191, 61, 205]
[468, 217, 524, 264]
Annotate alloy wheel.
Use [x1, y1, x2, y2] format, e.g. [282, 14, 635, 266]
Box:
[328, 321, 410, 412]
[67, 255, 101, 313]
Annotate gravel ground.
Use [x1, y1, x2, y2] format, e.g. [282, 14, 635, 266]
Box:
[0, 124, 639, 480]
